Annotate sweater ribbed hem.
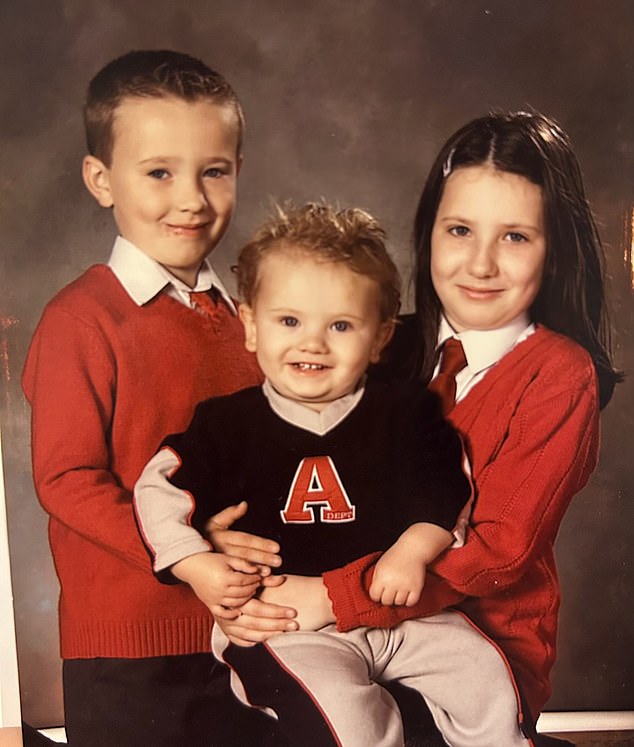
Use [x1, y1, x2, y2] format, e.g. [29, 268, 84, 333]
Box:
[323, 552, 382, 632]
[61, 615, 213, 659]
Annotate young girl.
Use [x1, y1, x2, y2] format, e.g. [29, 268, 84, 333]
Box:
[210, 111, 620, 743]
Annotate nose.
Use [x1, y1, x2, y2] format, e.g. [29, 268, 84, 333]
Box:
[176, 176, 208, 213]
[299, 327, 328, 354]
[466, 238, 497, 278]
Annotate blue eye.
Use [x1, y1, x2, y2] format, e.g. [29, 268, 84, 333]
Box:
[281, 316, 299, 327]
[506, 231, 528, 243]
[332, 321, 350, 332]
[148, 169, 169, 180]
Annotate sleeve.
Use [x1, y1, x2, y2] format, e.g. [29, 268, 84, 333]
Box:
[396, 387, 472, 534]
[21, 303, 154, 573]
[134, 447, 212, 581]
[324, 358, 600, 631]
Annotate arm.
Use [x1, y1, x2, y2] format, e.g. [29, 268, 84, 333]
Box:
[212, 382, 469, 636]
[369, 522, 453, 607]
[134, 447, 264, 614]
[324, 361, 600, 631]
[22, 304, 154, 571]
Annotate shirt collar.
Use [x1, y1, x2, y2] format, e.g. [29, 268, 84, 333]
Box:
[438, 314, 533, 376]
[107, 235, 236, 312]
[262, 378, 366, 436]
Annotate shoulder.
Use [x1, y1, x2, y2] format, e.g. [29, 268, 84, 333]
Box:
[47, 265, 120, 304]
[38, 265, 130, 323]
[364, 377, 442, 422]
[477, 326, 599, 417]
[193, 385, 266, 421]
[515, 326, 596, 382]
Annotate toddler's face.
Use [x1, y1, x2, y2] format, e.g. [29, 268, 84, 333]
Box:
[431, 165, 546, 332]
[240, 251, 393, 411]
[85, 95, 240, 286]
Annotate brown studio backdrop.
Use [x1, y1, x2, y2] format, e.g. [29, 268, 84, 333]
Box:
[0, 0, 632, 728]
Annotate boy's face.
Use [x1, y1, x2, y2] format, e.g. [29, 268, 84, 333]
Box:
[239, 250, 394, 411]
[83, 96, 241, 286]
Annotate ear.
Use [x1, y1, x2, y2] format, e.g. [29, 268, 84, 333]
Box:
[238, 304, 257, 352]
[236, 153, 244, 177]
[82, 155, 114, 208]
[369, 320, 396, 363]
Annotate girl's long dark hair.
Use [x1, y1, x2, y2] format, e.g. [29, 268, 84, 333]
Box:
[410, 111, 620, 408]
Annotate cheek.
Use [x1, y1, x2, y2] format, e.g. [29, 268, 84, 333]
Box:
[430, 238, 452, 285]
[517, 255, 546, 299]
[208, 182, 236, 211]
[430, 257, 451, 306]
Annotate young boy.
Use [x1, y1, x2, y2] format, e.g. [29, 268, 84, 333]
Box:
[135, 203, 530, 747]
[21, 50, 282, 747]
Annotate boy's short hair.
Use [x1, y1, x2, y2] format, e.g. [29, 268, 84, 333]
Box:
[237, 202, 401, 321]
[84, 49, 244, 166]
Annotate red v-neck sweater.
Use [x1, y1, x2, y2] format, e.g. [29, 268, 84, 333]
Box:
[323, 326, 600, 719]
[22, 265, 262, 659]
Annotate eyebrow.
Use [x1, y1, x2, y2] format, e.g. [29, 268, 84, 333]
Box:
[137, 156, 235, 166]
[437, 214, 542, 232]
[268, 307, 367, 321]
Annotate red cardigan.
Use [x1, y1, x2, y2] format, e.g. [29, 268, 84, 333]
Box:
[22, 265, 262, 659]
[323, 326, 600, 719]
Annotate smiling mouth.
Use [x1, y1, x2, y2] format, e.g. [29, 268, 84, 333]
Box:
[292, 362, 329, 371]
[167, 223, 210, 234]
[459, 286, 503, 298]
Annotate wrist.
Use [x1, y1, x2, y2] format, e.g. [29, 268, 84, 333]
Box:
[171, 551, 212, 582]
[395, 523, 452, 563]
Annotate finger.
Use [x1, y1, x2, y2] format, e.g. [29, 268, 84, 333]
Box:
[242, 598, 297, 620]
[220, 595, 256, 609]
[211, 605, 241, 620]
[225, 556, 262, 575]
[381, 590, 396, 606]
[369, 582, 381, 603]
[233, 615, 299, 634]
[225, 544, 282, 567]
[405, 590, 421, 607]
[223, 567, 262, 585]
[206, 501, 249, 532]
[221, 582, 261, 602]
[393, 590, 408, 607]
[260, 574, 286, 588]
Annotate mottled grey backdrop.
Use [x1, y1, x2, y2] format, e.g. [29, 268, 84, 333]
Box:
[1, 0, 632, 728]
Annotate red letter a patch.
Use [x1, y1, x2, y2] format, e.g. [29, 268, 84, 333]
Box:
[280, 456, 356, 524]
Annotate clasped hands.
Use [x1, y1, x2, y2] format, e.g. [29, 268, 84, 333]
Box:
[172, 501, 333, 646]
[175, 503, 437, 647]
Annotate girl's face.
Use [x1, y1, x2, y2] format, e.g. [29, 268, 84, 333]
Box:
[431, 165, 546, 332]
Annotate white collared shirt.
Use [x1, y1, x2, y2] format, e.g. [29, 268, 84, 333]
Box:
[107, 235, 237, 313]
[435, 314, 535, 403]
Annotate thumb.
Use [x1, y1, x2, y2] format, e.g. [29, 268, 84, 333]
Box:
[207, 501, 248, 531]
[260, 574, 287, 588]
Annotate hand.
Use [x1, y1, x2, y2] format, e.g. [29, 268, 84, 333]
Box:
[171, 551, 262, 611]
[369, 548, 427, 607]
[213, 596, 299, 646]
[206, 501, 282, 575]
[369, 523, 453, 606]
[260, 575, 335, 631]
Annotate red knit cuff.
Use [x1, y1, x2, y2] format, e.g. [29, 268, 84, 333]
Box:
[323, 552, 383, 632]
